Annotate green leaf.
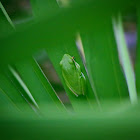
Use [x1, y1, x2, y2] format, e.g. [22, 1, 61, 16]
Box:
[79, 12, 129, 104]
[14, 58, 65, 113]
[0, 71, 32, 112]
[32, 57, 66, 111]
[113, 14, 137, 104]
[0, 88, 18, 112]
[0, 1, 15, 29]
[0, 100, 140, 140]
[30, 0, 60, 19]
[0, 1, 14, 38]
[135, 4, 140, 96]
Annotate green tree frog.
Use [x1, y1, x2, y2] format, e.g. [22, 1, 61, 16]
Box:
[60, 54, 86, 97]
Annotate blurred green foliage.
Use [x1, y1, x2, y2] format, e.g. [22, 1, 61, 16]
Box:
[0, 0, 140, 140]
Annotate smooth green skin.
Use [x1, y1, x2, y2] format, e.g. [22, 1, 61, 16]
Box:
[60, 54, 86, 97]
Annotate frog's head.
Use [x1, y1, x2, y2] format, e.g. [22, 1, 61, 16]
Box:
[60, 54, 73, 67]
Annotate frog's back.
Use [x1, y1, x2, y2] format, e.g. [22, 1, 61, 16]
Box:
[60, 54, 84, 96]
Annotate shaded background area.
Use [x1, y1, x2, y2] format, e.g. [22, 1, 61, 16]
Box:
[1, 0, 32, 24]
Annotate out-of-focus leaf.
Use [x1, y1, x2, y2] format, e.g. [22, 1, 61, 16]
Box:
[0, 71, 33, 112]
[0, 100, 140, 140]
[32, 58, 66, 111]
[113, 15, 137, 104]
[135, 3, 140, 96]
[30, 0, 59, 19]
[0, 88, 20, 116]
[15, 59, 65, 112]
[80, 12, 129, 104]
[0, 1, 14, 38]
